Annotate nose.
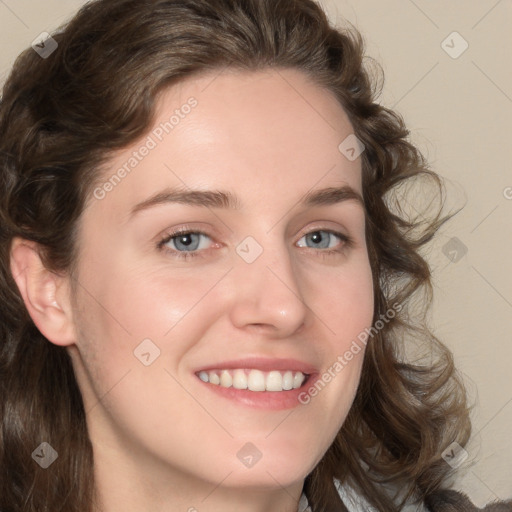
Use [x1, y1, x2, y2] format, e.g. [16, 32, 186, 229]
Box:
[227, 238, 309, 338]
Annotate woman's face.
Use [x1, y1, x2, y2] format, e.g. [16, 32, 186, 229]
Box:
[68, 68, 374, 501]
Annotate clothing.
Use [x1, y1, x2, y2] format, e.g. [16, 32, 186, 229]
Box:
[298, 480, 512, 511]
[298, 478, 429, 512]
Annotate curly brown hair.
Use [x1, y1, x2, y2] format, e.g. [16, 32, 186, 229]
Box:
[0, 0, 487, 510]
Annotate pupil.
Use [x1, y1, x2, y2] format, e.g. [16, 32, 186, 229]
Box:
[180, 234, 192, 246]
[312, 232, 322, 244]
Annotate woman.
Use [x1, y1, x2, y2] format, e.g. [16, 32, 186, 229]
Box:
[0, 0, 510, 511]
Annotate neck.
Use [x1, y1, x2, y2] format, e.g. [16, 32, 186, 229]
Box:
[91, 438, 305, 512]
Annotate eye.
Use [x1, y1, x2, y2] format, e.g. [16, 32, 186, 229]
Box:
[157, 229, 214, 259]
[296, 230, 350, 251]
[157, 227, 352, 261]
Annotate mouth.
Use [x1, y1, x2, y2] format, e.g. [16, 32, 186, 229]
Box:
[195, 368, 309, 392]
[193, 358, 318, 410]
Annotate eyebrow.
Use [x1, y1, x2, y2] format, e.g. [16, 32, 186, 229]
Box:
[128, 185, 364, 218]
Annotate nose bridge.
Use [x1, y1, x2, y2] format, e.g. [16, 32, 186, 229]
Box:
[228, 232, 309, 335]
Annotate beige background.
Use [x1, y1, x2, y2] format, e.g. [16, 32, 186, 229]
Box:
[0, 0, 510, 507]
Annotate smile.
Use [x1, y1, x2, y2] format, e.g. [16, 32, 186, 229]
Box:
[196, 369, 307, 392]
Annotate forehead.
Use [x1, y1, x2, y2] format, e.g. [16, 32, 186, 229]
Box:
[87, 68, 362, 219]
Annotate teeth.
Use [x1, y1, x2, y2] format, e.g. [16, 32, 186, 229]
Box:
[232, 369, 248, 389]
[282, 371, 293, 390]
[209, 371, 220, 385]
[247, 369, 266, 391]
[293, 371, 305, 389]
[197, 369, 307, 392]
[220, 370, 232, 388]
[266, 371, 283, 392]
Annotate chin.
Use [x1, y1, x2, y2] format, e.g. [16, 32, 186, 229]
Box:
[217, 439, 321, 489]
[221, 462, 311, 490]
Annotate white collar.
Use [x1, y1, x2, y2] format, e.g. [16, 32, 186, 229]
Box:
[298, 478, 378, 512]
[299, 478, 428, 512]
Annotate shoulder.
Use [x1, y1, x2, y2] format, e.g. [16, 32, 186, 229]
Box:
[425, 489, 512, 512]
[334, 479, 429, 512]
[299, 479, 429, 512]
[300, 480, 512, 511]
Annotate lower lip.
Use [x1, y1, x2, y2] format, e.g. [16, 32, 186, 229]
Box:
[195, 374, 318, 410]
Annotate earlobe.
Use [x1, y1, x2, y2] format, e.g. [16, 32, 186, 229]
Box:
[9, 237, 76, 346]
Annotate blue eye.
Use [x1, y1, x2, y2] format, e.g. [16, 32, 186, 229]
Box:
[296, 230, 347, 250]
[157, 228, 352, 261]
[158, 230, 213, 259]
[168, 232, 210, 252]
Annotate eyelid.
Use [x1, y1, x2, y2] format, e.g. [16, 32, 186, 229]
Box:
[295, 222, 352, 243]
[157, 223, 354, 260]
[295, 228, 352, 249]
[158, 226, 217, 250]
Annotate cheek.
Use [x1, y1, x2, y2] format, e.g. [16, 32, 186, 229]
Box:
[306, 255, 374, 342]
[70, 264, 230, 444]
[74, 261, 228, 370]
[297, 256, 373, 422]
[120, 267, 230, 338]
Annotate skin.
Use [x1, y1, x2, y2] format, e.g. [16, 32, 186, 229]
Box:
[10, 68, 374, 512]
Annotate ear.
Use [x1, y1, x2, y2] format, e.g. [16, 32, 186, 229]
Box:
[9, 237, 76, 346]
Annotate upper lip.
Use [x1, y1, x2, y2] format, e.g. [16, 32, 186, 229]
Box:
[194, 357, 318, 375]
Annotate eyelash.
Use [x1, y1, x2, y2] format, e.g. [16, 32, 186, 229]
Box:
[157, 227, 353, 261]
